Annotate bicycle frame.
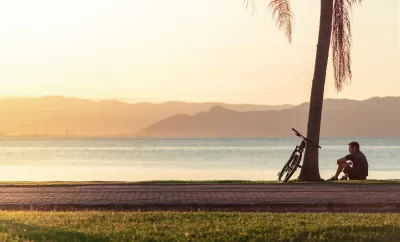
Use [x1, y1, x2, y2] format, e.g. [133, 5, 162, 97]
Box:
[277, 128, 321, 182]
[297, 140, 307, 155]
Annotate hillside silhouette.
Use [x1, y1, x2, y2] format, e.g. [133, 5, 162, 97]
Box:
[137, 96, 400, 137]
[0, 96, 291, 136]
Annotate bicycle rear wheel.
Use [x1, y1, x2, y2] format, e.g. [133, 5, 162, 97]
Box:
[278, 151, 302, 182]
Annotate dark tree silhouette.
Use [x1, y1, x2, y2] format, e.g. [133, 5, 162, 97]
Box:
[245, 0, 362, 180]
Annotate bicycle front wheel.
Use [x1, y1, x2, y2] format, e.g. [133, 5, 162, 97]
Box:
[278, 152, 301, 182]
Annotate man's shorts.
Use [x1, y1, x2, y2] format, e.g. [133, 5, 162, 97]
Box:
[343, 166, 367, 180]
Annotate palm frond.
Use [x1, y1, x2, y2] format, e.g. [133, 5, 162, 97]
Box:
[347, 0, 362, 6]
[331, 0, 361, 91]
[243, 0, 256, 16]
[268, 0, 293, 43]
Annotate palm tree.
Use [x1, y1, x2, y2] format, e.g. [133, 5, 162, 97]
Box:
[245, 0, 362, 181]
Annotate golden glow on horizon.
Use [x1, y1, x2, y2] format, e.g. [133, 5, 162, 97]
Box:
[0, 0, 399, 105]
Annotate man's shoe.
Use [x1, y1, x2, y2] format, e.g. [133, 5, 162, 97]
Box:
[327, 176, 338, 181]
[339, 175, 348, 180]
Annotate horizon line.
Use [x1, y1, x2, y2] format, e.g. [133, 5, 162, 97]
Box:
[1, 95, 399, 107]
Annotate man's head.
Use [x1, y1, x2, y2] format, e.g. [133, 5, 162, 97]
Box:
[348, 141, 360, 154]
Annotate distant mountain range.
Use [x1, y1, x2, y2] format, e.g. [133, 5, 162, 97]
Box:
[136, 96, 400, 137]
[2, 96, 400, 138]
[0, 96, 292, 137]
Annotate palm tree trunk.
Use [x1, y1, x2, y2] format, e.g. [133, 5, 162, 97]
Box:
[298, 0, 334, 181]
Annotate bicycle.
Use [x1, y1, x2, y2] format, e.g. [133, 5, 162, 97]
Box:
[277, 128, 321, 183]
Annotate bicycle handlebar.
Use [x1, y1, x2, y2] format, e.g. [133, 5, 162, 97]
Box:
[292, 128, 321, 148]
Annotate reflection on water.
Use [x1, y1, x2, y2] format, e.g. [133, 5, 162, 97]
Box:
[1, 138, 400, 181]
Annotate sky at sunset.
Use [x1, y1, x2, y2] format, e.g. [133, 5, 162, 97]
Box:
[0, 0, 399, 105]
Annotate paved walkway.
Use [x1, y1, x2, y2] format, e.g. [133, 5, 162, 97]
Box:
[0, 184, 399, 212]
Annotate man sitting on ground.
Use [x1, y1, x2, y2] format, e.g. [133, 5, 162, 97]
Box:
[328, 141, 369, 181]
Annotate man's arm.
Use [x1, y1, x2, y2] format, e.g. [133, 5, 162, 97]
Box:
[337, 157, 347, 164]
[337, 154, 354, 165]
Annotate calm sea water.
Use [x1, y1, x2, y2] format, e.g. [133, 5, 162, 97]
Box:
[1, 138, 400, 181]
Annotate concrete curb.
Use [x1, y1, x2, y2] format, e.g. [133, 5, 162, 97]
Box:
[1, 202, 399, 213]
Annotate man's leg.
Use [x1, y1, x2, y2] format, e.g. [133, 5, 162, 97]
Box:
[347, 172, 366, 180]
[333, 161, 348, 179]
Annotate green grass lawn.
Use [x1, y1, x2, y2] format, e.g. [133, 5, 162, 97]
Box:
[0, 211, 399, 241]
[0, 179, 399, 186]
